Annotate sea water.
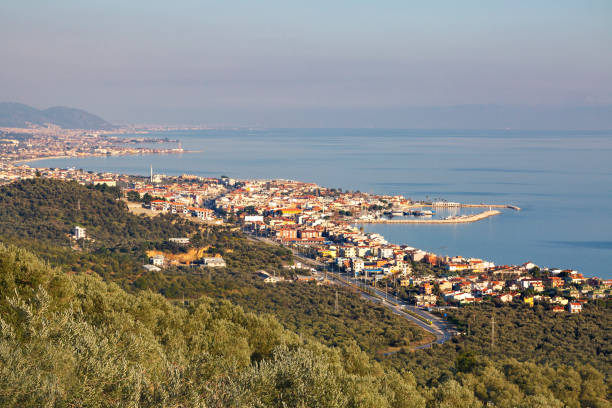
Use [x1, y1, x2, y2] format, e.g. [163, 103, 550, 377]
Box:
[29, 128, 612, 278]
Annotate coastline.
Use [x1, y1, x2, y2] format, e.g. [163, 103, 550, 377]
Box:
[11, 149, 201, 166]
[12, 155, 74, 164]
[353, 210, 501, 224]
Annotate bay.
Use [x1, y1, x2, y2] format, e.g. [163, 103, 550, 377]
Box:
[28, 128, 612, 278]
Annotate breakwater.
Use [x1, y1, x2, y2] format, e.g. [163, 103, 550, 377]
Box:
[354, 210, 501, 224]
[457, 204, 521, 211]
[422, 203, 521, 211]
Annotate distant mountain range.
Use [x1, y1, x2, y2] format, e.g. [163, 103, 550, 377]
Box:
[0, 102, 114, 130]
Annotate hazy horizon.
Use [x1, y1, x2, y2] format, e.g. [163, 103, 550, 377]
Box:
[2, 1, 611, 128]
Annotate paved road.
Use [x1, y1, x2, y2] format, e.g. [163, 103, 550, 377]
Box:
[247, 234, 455, 349]
[327, 271, 454, 349]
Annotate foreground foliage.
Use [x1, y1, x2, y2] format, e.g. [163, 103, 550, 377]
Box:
[1, 244, 610, 407]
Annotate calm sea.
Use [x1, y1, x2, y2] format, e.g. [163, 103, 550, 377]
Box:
[29, 129, 612, 279]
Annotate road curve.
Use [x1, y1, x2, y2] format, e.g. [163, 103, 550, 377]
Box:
[246, 234, 455, 349]
[328, 271, 454, 349]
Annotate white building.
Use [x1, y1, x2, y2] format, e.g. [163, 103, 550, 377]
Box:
[169, 237, 190, 245]
[72, 226, 86, 240]
[351, 257, 364, 274]
[150, 255, 165, 267]
[143, 264, 161, 272]
[202, 257, 226, 268]
[244, 215, 264, 223]
[379, 247, 394, 259]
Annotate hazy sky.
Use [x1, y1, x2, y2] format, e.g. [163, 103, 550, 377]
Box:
[1, 0, 611, 127]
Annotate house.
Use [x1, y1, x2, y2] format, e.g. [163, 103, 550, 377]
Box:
[150, 255, 165, 267]
[498, 293, 514, 303]
[143, 264, 161, 272]
[72, 226, 86, 240]
[280, 208, 301, 216]
[421, 282, 433, 295]
[457, 282, 471, 293]
[201, 257, 226, 268]
[169, 237, 190, 245]
[277, 228, 298, 241]
[340, 246, 357, 258]
[169, 202, 187, 214]
[522, 261, 537, 270]
[93, 179, 116, 187]
[190, 207, 215, 220]
[257, 270, 283, 283]
[244, 215, 264, 223]
[379, 247, 394, 259]
[568, 302, 582, 313]
[551, 296, 569, 306]
[519, 279, 544, 292]
[350, 257, 364, 274]
[410, 250, 427, 262]
[438, 280, 452, 292]
[298, 229, 322, 239]
[489, 280, 505, 291]
[552, 306, 565, 313]
[446, 262, 470, 272]
[546, 276, 564, 288]
[424, 253, 438, 265]
[150, 200, 169, 211]
[356, 246, 371, 257]
[414, 294, 437, 307]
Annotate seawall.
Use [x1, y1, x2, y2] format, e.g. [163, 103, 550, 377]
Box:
[354, 210, 501, 224]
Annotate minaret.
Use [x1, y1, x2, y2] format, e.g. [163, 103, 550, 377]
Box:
[150, 165, 153, 183]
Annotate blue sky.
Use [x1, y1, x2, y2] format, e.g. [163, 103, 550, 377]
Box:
[1, 1, 611, 127]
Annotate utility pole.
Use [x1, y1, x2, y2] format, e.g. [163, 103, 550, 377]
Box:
[491, 315, 495, 349]
[335, 289, 339, 314]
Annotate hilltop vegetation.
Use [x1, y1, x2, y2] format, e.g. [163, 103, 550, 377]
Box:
[1, 243, 610, 407]
[0, 102, 113, 129]
[385, 302, 612, 389]
[0, 178, 197, 248]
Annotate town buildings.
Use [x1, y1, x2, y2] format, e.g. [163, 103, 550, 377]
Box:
[1, 160, 608, 313]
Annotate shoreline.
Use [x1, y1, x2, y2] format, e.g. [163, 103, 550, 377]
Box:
[353, 210, 501, 224]
[10, 149, 200, 165]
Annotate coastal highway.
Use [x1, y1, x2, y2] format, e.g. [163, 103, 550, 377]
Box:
[326, 270, 454, 349]
[247, 234, 455, 349]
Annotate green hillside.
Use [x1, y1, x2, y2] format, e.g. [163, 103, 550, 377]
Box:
[0, 178, 196, 248]
[2, 243, 610, 407]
